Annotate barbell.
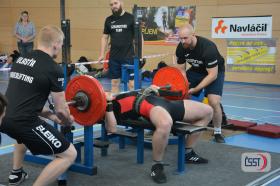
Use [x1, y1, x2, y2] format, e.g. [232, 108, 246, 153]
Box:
[65, 66, 189, 126]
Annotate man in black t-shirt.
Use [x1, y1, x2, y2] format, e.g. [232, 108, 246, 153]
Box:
[0, 25, 77, 185]
[98, 0, 135, 93]
[176, 24, 226, 143]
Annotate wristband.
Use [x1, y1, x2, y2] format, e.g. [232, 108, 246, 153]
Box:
[106, 102, 113, 112]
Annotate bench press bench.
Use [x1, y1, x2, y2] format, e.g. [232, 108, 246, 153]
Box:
[101, 119, 206, 173]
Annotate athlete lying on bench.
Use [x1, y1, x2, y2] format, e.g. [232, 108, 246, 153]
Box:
[105, 85, 213, 184]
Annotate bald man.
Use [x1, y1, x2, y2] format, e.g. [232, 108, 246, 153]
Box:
[98, 0, 135, 93]
[176, 24, 226, 143]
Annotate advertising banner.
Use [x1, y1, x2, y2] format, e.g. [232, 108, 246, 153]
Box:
[212, 16, 272, 38]
[136, 6, 196, 45]
[227, 38, 277, 73]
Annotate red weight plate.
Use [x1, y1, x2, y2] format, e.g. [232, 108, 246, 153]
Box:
[65, 75, 107, 126]
[152, 67, 189, 100]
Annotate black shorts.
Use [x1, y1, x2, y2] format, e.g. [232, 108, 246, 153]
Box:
[141, 96, 185, 121]
[187, 70, 225, 96]
[0, 117, 70, 155]
[109, 58, 134, 79]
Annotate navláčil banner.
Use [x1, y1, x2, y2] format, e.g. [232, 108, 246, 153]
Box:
[135, 6, 196, 45]
[212, 16, 272, 38]
[227, 39, 277, 73]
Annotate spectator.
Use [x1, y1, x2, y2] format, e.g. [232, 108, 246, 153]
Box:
[14, 11, 36, 56]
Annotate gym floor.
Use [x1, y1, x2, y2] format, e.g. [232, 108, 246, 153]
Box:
[0, 71, 280, 185]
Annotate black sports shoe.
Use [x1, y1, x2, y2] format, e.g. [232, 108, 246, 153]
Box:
[185, 150, 208, 164]
[214, 133, 225, 143]
[150, 163, 167, 184]
[8, 169, 28, 186]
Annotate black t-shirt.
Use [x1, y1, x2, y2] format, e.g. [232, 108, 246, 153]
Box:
[4, 50, 64, 123]
[104, 12, 135, 59]
[176, 36, 225, 75]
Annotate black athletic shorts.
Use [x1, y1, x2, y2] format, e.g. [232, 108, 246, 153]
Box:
[187, 70, 225, 96]
[141, 96, 185, 121]
[109, 58, 134, 79]
[0, 117, 70, 155]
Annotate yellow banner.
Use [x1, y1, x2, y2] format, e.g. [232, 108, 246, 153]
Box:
[227, 39, 277, 73]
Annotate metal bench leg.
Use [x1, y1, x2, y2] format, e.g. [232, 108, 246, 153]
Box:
[136, 128, 144, 164]
[177, 133, 186, 174]
[119, 136, 126, 149]
[101, 124, 108, 156]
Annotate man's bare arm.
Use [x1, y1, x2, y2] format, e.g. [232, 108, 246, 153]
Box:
[98, 34, 109, 61]
[51, 91, 74, 126]
[39, 106, 62, 124]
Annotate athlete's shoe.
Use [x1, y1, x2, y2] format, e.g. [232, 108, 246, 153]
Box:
[185, 150, 209, 164]
[214, 133, 225, 143]
[8, 168, 28, 185]
[150, 163, 167, 184]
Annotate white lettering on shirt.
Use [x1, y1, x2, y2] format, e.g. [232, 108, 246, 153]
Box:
[186, 59, 204, 67]
[10, 72, 34, 84]
[16, 57, 37, 67]
[111, 24, 128, 29]
[58, 78, 64, 87]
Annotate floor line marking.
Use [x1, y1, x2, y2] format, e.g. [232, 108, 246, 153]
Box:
[224, 105, 280, 113]
[0, 144, 14, 150]
[223, 93, 280, 100]
[263, 175, 280, 186]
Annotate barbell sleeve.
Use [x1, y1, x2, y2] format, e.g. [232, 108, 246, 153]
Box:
[49, 100, 76, 111]
[67, 100, 77, 106]
[112, 84, 171, 97]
